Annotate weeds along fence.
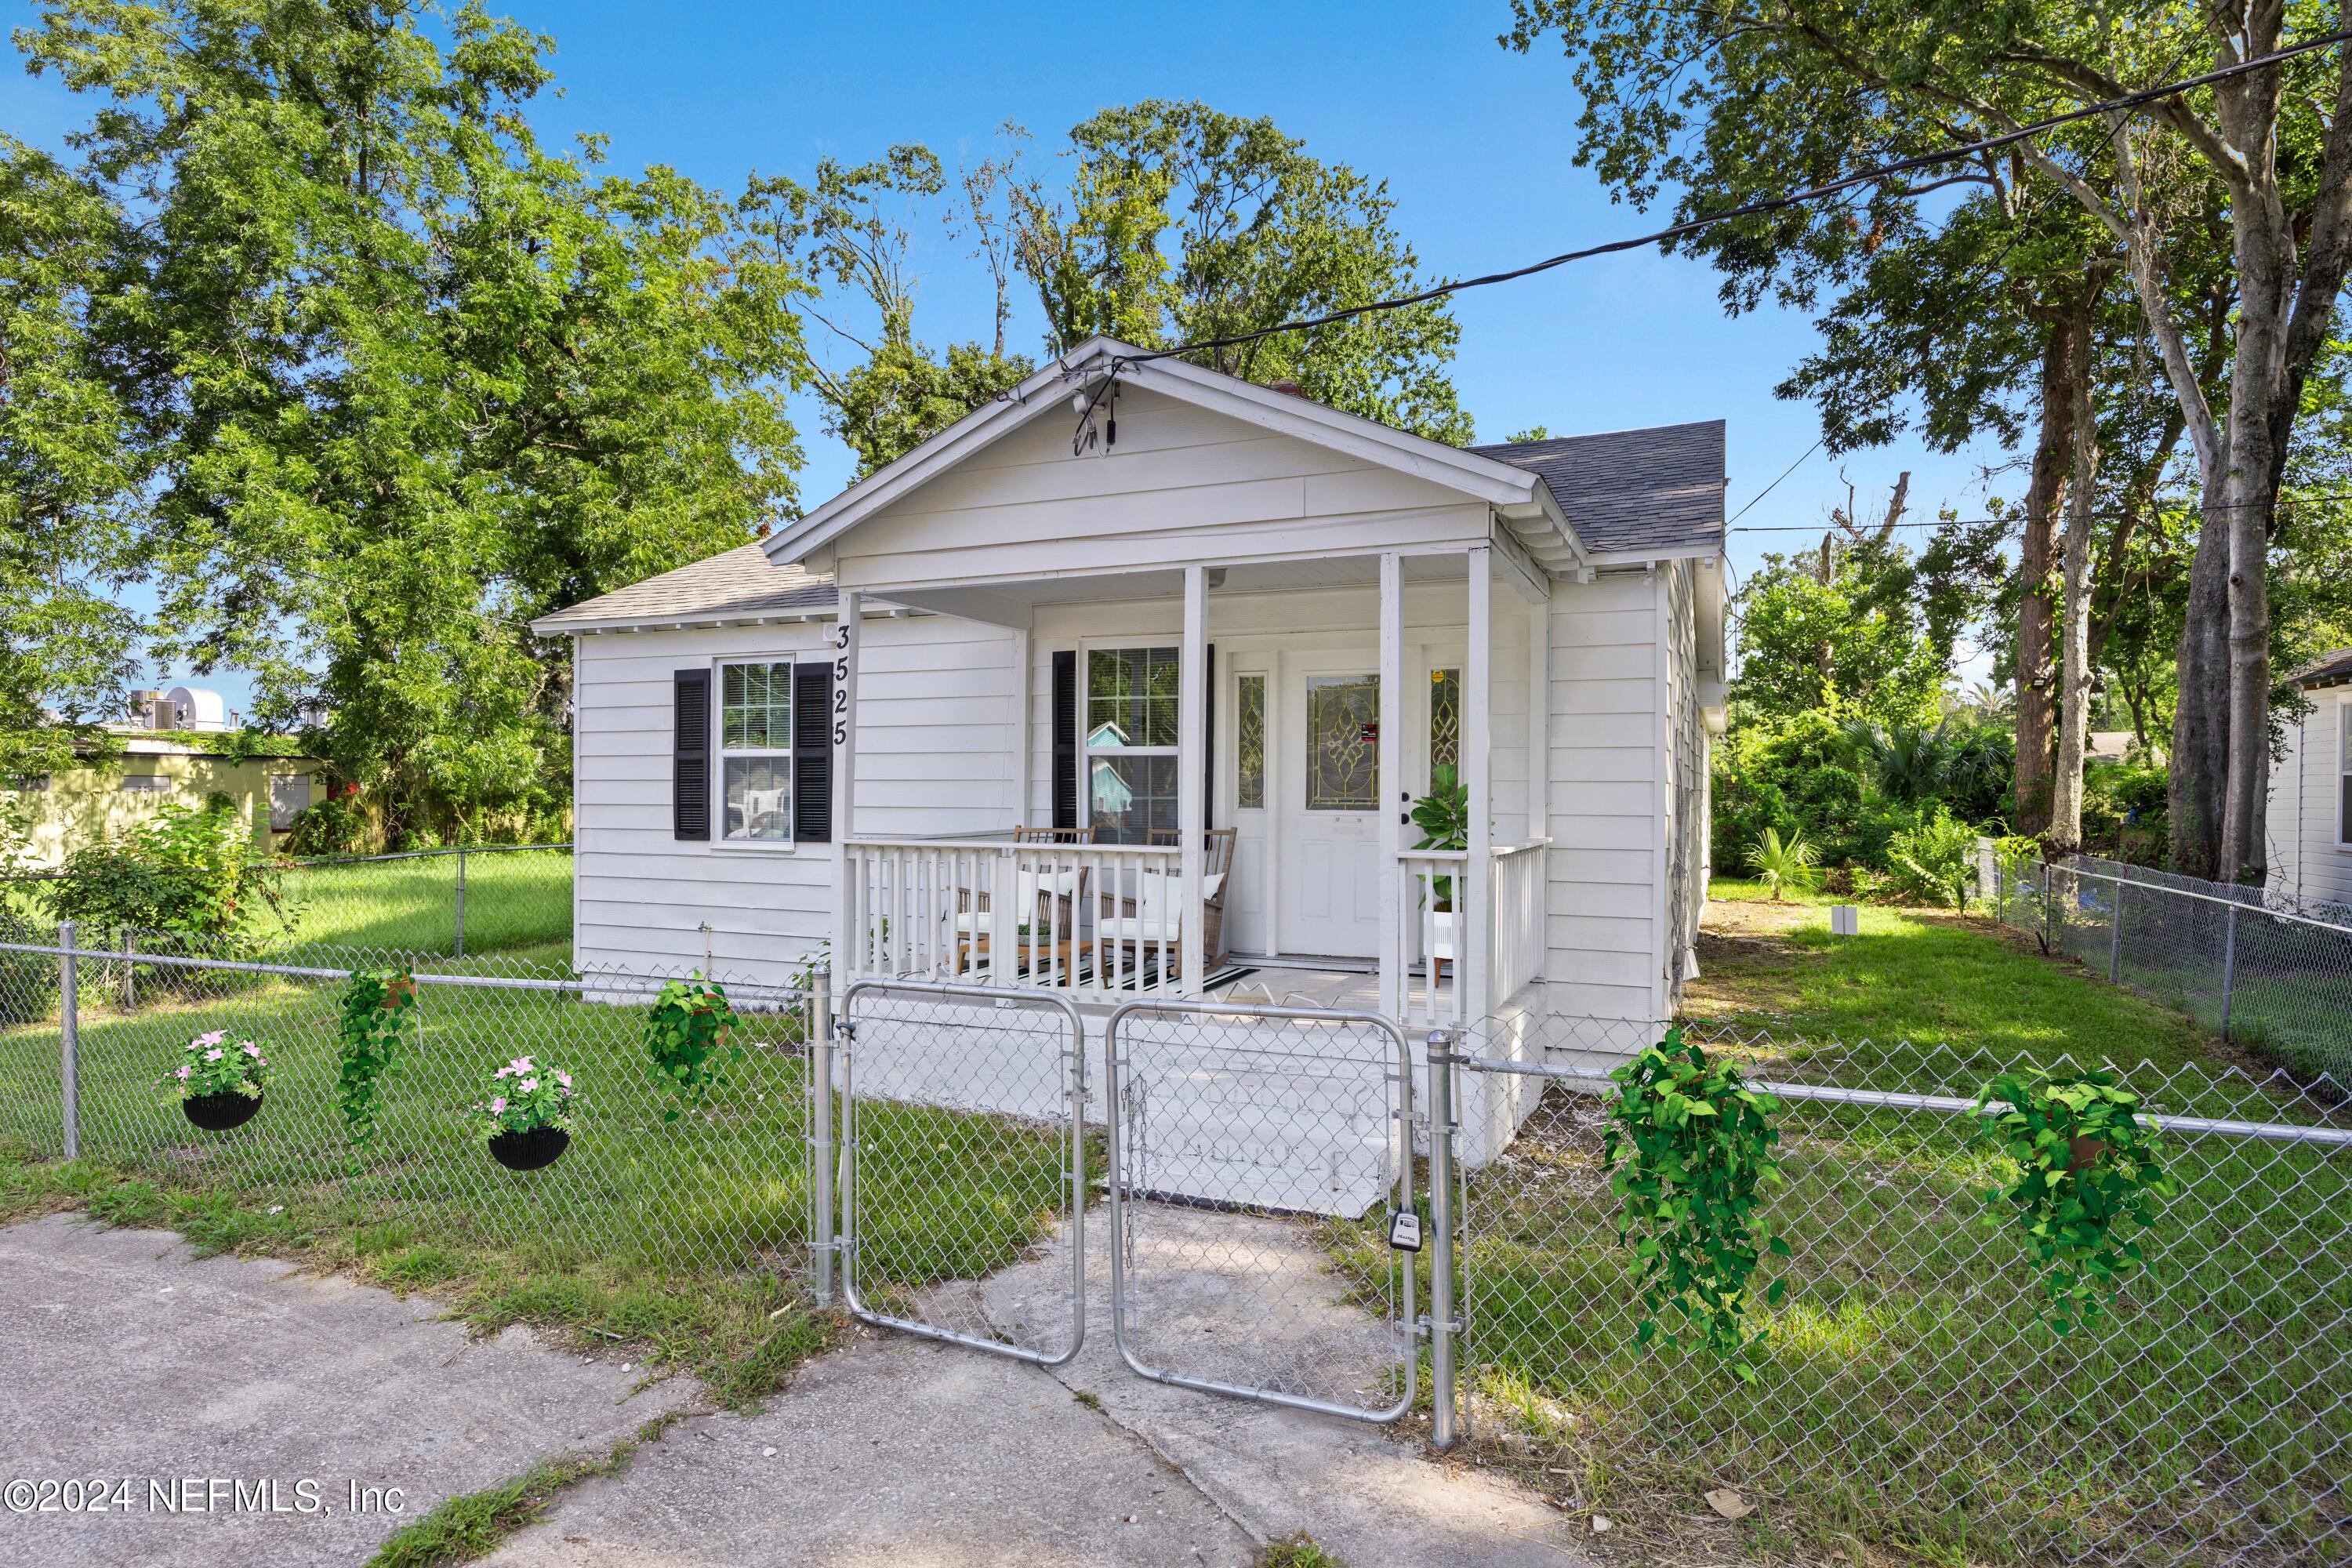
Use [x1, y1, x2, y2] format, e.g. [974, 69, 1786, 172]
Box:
[0, 922, 818, 1276]
[1446, 1013, 2352, 1568]
[1988, 854, 2352, 1083]
[1, 843, 575, 963]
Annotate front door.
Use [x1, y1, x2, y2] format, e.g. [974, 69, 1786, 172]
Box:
[1276, 661, 1382, 957]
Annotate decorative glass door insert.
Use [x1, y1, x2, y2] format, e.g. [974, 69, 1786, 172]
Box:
[1305, 675, 1379, 811]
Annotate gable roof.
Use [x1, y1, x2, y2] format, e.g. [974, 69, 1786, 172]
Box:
[1471, 421, 1726, 558]
[758, 335, 1583, 572]
[530, 543, 836, 634]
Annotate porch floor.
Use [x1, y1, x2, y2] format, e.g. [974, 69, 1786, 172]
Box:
[1205, 957, 1440, 1015]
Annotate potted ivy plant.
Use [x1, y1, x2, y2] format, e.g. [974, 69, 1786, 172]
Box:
[477, 1054, 579, 1171]
[1409, 764, 1470, 970]
[165, 1029, 274, 1131]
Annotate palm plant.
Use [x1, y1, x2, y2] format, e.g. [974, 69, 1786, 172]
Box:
[1749, 827, 1820, 902]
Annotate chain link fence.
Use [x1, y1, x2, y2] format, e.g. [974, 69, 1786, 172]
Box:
[1988, 853, 2352, 1082]
[0, 921, 815, 1275]
[1446, 1010, 2352, 1567]
[1, 843, 574, 964]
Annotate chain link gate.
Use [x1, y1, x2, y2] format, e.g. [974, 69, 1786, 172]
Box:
[1103, 999, 1420, 1423]
[834, 980, 1089, 1367]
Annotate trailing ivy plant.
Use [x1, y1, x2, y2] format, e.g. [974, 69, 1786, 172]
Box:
[644, 974, 743, 1122]
[336, 967, 415, 1166]
[1602, 1026, 1790, 1379]
[1971, 1070, 2177, 1334]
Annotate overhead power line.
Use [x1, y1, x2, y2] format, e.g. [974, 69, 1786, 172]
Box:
[1729, 491, 2352, 533]
[1075, 30, 2350, 371]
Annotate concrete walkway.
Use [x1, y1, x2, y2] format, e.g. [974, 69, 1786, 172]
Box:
[0, 1214, 687, 1568]
[4, 1209, 1583, 1567]
[492, 1212, 1585, 1567]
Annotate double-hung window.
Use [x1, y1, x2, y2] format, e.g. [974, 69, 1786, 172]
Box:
[2339, 698, 2351, 848]
[1086, 645, 1179, 844]
[719, 660, 793, 843]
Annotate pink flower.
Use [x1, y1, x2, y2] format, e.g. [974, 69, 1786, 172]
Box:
[506, 1056, 533, 1075]
[194, 1030, 226, 1047]
[489, 1096, 507, 1115]
[203, 1048, 224, 1062]
[518, 1077, 538, 1094]
[241, 1043, 261, 1057]
[176, 1065, 192, 1080]
[555, 1071, 572, 1090]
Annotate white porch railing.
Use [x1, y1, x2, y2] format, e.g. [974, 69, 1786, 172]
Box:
[1487, 838, 1548, 1007]
[1397, 849, 1468, 1031]
[1395, 840, 1548, 1032]
[840, 839, 1189, 1003]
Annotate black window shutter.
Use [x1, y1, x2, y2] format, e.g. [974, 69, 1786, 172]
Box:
[673, 670, 711, 841]
[793, 659, 833, 843]
[1051, 650, 1078, 830]
[1202, 643, 1215, 830]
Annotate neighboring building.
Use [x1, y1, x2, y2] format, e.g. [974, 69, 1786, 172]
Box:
[2270, 649, 2352, 909]
[535, 338, 1727, 1069]
[5, 728, 323, 870]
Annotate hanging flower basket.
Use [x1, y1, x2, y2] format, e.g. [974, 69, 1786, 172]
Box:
[183, 1090, 263, 1132]
[488, 1126, 570, 1171]
[163, 1029, 274, 1134]
[474, 1054, 579, 1172]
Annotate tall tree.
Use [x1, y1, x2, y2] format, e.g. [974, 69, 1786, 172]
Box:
[18, 0, 811, 844]
[1013, 100, 1475, 443]
[0, 136, 143, 776]
[1503, 1, 2352, 880]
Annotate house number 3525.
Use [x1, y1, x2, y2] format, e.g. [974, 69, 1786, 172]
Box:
[832, 621, 851, 746]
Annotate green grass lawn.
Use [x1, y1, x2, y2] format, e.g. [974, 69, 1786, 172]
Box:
[0, 960, 1073, 1409]
[1448, 880, 2352, 1565]
[268, 848, 575, 958]
[1687, 880, 2227, 1081]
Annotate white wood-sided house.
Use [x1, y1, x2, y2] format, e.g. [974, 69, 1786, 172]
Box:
[533, 337, 1727, 1117]
[2270, 650, 2352, 911]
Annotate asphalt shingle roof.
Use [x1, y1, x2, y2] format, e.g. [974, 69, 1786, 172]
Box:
[1471, 419, 1726, 557]
[2292, 648, 2352, 688]
[532, 543, 836, 631]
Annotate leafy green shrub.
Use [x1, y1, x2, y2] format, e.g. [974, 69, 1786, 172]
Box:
[1885, 810, 1977, 908]
[644, 975, 743, 1122]
[1410, 763, 1469, 908]
[1749, 826, 1819, 902]
[337, 968, 415, 1164]
[0, 906, 56, 1025]
[1971, 1070, 2177, 1334]
[1602, 1026, 1791, 1377]
[41, 802, 291, 942]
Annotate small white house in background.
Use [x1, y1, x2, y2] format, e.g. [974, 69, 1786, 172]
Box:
[534, 336, 1726, 1153]
[2270, 649, 2352, 909]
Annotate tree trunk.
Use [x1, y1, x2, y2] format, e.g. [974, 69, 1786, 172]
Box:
[2013, 317, 2074, 840]
[2169, 471, 2231, 878]
[2049, 303, 2101, 855]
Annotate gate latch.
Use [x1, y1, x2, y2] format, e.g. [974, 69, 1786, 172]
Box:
[1386, 1210, 1423, 1253]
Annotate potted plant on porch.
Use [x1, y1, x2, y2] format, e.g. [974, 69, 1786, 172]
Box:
[1410, 764, 1471, 975]
[475, 1054, 579, 1171]
[165, 1029, 274, 1131]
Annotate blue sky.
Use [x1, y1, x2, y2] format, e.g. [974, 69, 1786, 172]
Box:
[3, 0, 2005, 713]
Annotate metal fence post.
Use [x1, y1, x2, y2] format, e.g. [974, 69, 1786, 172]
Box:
[1427, 1027, 1459, 1454]
[122, 926, 136, 1011]
[2042, 862, 2054, 954]
[2220, 902, 2238, 1041]
[453, 845, 466, 958]
[59, 920, 79, 1160]
[809, 964, 837, 1306]
[2110, 879, 2125, 984]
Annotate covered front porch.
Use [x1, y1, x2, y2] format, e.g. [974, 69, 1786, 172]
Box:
[827, 545, 1553, 1031]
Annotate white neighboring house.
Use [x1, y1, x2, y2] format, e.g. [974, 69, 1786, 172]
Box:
[2270, 650, 2352, 909]
[532, 337, 1726, 1118]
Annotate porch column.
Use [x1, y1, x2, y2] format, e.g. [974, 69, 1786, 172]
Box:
[1009, 626, 1031, 828]
[1178, 564, 1207, 993]
[1377, 552, 1404, 1020]
[1465, 548, 1493, 1027]
[830, 592, 861, 975]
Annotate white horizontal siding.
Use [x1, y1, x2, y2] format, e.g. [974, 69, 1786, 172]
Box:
[2274, 695, 2352, 907]
[838, 386, 1491, 587]
[1542, 569, 1664, 1029]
